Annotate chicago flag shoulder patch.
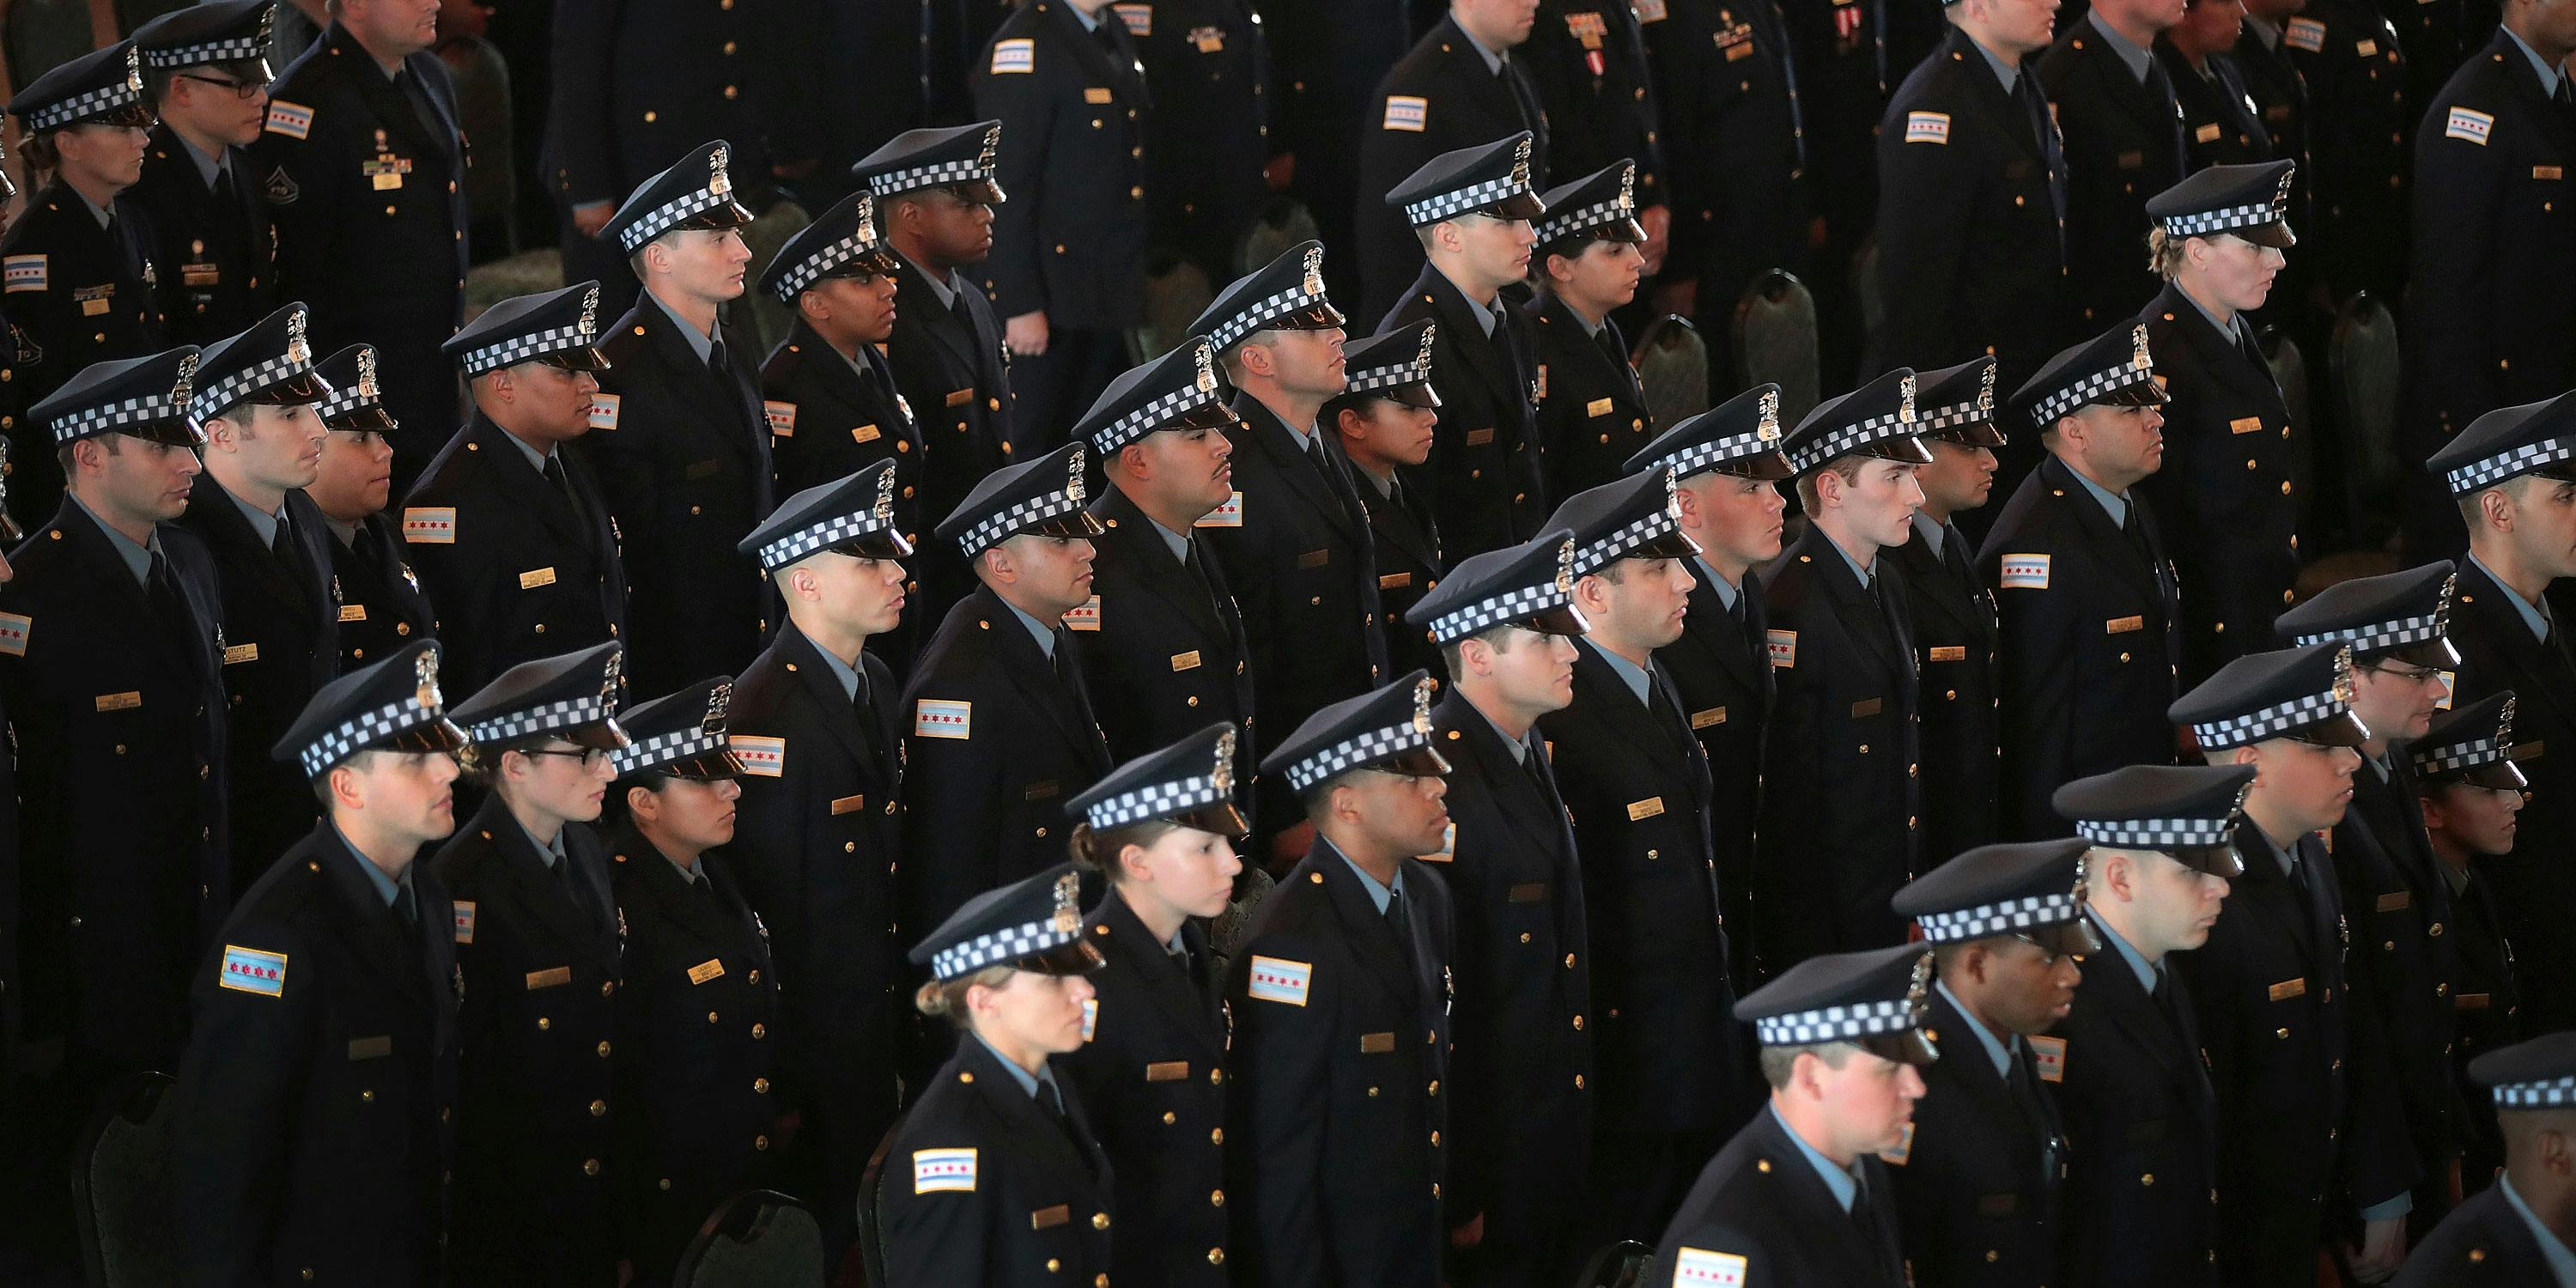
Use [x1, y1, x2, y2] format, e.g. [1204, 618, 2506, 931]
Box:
[221, 945, 289, 997]
[1671, 1247, 1750, 1286]
[913, 1148, 977, 1193]
[1999, 553, 2050, 589]
[1246, 955, 1311, 1005]
[1905, 111, 1951, 145]
[2445, 106, 2494, 145]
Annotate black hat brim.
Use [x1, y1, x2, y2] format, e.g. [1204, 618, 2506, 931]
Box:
[1625, 530, 1706, 562]
[1560, 216, 1649, 246]
[1522, 603, 1591, 637]
[2361, 636, 2462, 671]
[671, 199, 758, 234]
[1016, 510, 1109, 543]
[1857, 1029, 1941, 1067]
[2172, 840, 2247, 879]
[1455, 191, 1546, 223]
[2448, 760, 2531, 792]
[824, 530, 916, 562]
[2026, 917, 2103, 958]
[1373, 380, 1441, 410]
[323, 404, 398, 434]
[537, 346, 613, 374]
[2232, 221, 2295, 250]
[2092, 376, 2171, 410]
[1010, 939, 1107, 977]
[235, 368, 333, 409]
[1929, 420, 2008, 449]
[1271, 302, 1347, 333]
[654, 746, 750, 781]
[1145, 399, 1242, 438]
[1358, 745, 1454, 781]
[2285, 709, 2372, 749]
[1176, 800, 1252, 839]
[817, 248, 906, 283]
[70, 103, 155, 131]
[349, 716, 472, 774]
[562, 718, 633, 753]
[1860, 434, 1938, 466]
[117, 419, 209, 451]
[1710, 450, 1796, 483]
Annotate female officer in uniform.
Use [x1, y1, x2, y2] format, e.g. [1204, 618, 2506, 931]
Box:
[1060, 722, 1247, 1284]
[881, 863, 1115, 1286]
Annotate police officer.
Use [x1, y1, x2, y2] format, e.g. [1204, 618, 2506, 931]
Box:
[2392, 1033, 2576, 1286]
[586, 141, 773, 699]
[1227, 672, 1456, 1286]
[1536, 471, 1748, 1239]
[2137, 161, 2300, 683]
[1887, 839, 2094, 1287]
[902, 441, 1114, 935]
[1875, 0, 2069, 402]
[1058, 722, 1246, 1285]
[1625, 387, 1794, 982]
[308, 343, 437, 671]
[2280, 562, 2474, 1224]
[1525, 161, 1654, 501]
[2038, 0, 2189, 336]
[1072, 343, 1260, 823]
[1521, 0, 1666, 247]
[434, 642, 629, 1285]
[1266, 0, 1412, 307]
[1352, 0, 1552, 320]
[0, 349, 228, 1271]
[1758, 369, 1932, 964]
[972, 0, 1150, 452]
[2046, 762, 2249, 1287]
[1645, 943, 1934, 1287]
[1382, 133, 1552, 556]
[725, 464, 911, 1261]
[854, 124, 1017, 627]
[1980, 325, 2183, 840]
[1, 42, 169, 519]
[1326, 321, 1449, 682]
[1639, 0, 1808, 336]
[2408, 693, 2531, 1195]
[1194, 243, 1392, 860]
[2401, 2, 2576, 551]
[2281, 0, 2406, 309]
[756, 192, 921, 513]
[1790, 0, 1906, 374]
[603, 677, 783, 1285]
[403, 283, 627, 699]
[2425, 393, 2576, 1033]
[884, 865, 1115, 1287]
[2231, 0, 2307, 189]
[2169, 643, 2417, 1285]
[167, 639, 468, 1286]
[1116, 0, 1273, 284]
[2159, 0, 2273, 167]
[255, 0, 467, 480]
[1407, 532, 1596, 1285]
[131, 0, 281, 346]
[180, 305, 340, 894]
[1891, 357, 2006, 862]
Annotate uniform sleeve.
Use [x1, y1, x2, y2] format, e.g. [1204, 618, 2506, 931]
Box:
[2404, 94, 2509, 433]
[576, 397, 667, 599]
[1987, 538, 2079, 838]
[168, 919, 314, 1288]
[1874, 93, 1981, 371]
[0, 233, 80, 400]
[395, 494, 502, 696]
[878, 1130, 998, 1286]
[2335, 900, 2422, 1213]
[895, 666, 1008, 939]
[1753, 589, 1836, 964]
[1435, 795, 1507, 1226]
[1227, 932, 1335, 1285]
[252, 78, 345, 308]
[546, 0, 629, 208]
[974, 42, 1059, 319]
[726, 708, 815, 1018]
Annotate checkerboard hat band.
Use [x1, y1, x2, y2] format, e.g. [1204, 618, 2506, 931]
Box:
[2414, 733, 2512, 779]
[758, 505, 896, 569]
[1917, 891, 2084, 943]
[958, 453, 1087, 557]
[2292, 611, 2446, 656]
[1754, 998, 1919, 1047]
[932, 914, 1079, 979]
[1346, 349, 1435, 395]
[617, 185, 729, 252]
[1091, 352, 1224, 455]
[1206, 278, 1332, 353]
[1915, 398, 1990, 433]
[25, 71, 143, 131]
[52, 389, 194, 444]
[1656, 429, 1779, 479]
[462, 321, 593, 375]
[2448, 438, 2576, 495]
[1533, 197, 1629, 245]
[1788, 410, 1917, 474]
[1431, 577, 1577, 643]
[298, 694, 440, 777]
[867, 156, 997, 196]
[1084, 773, 1230, 829]
[611, 723, 727, 777]
[1283, 719, 1431, 793]
[2494, 1077, 2576, 1109]
[467, 692, 615, 746]
[1577, 504, 1683, 574]
[313, 371, 382, 422]
[2033, 362, 2155, 429]
[143, 33, 269, 66]
[2163, 200, 2286, 240]
[771, 216, 888, 302]
[2075, 816, 2237, 849]
[1405, 173, 1534, 226]
[197, 348, 317, 418]
[2190, 685, 2352, 750]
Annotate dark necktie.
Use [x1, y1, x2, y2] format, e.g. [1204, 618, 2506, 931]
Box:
[1305, 432, 1331, 479]
[1385, 886, 1417, 967]
[2119, 501, 2159, 578]
[2557, 76, 2573, 111]
[1499, 56, 1545, 135]
[708, 337, 733, 384]
[391, 66, 447, 154]
[1941, 524, 1978, 592]
[2015, 72, 2069, 235]
[542, 452, 574, 505]
[270, 507, 305, 578]
[147, 550, 206, 677]
[1182, 537, 1224, 619]
[210, 165, 237, 210]
[1649, 669, 1696, 751]
[2151, 963, 2185, 1036]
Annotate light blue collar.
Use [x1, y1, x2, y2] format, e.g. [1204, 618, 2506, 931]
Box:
[2470, 552, 2554, 644]
[1005, 598, 1058, 659]
[518, 819, 568, 871]
[813, 636, 865, 703]
[1323, 835, 1404, 914]
[1150, 519, 1193, 563]
[1935, 978, 2019, 1079]
[503, 428, 558, 477]
[1770, 1103, 1861, 1213]
[2069, 466, 2129, 529]
[173, 131, 231, 190]
[2090, 909, 2160, 993]
[70, 490, 161, 587]
[2087, 11, 2156, 83]
[2179, 286, 2251, 348]
[1911, 512, 1947, 562]
[1442, 271, 1502, 338]
[972, 1030, 1064, 1101]
[2505, 24, 2565, 97]
[905, 252, 962, 308]
[72, 187, 114, 230]
[1455, 17, 1507, 75]
[332, 820, 412, 907]
[2500, 1175, 2576, 1287]
[223, 483, 285, 549]
[1973, 35, 2020, 93]
[1697, 556, 1741, 612]
[1829, 536, 1877, 590]
[1584, 635, 1656, 708]
[646, 289, 717, 364]
[2244, 15, 2282, 52]
[1474, 702, 1530, 764]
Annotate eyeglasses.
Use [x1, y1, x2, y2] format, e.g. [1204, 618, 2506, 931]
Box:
[175, 73, 263, 100]
[520, 747, 612, 769]
[2364, 661, 2446, 686]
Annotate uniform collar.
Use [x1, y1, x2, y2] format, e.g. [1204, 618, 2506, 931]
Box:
[646, 287, 717, 364]
[970, 1030, 1064, 1100]
[1584, 634, 1656, 707]
[1321, 834, 1404, 913]
[2469, 551, 2554, 644]
[2499, 1174, 2576, 1287]
[2504, 23, 2565, 98]
[1769, 1102, 1861, 1213]
[2068, 465, 2129, 529]
[2088, 908, 2160, 993]
[1935, 977, 2019, 1079]
[70, 489, 161, 587]
[223, 479, 285, 548]
[331, 819, 413, 906]
[2086, 10, 2156, 83]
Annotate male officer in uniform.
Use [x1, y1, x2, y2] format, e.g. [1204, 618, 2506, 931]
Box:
[603, 678, 782, 1285]
[1382, 134, 1552, 557]
[1327, 322, 1449, 683]
[1891, 357, 2007, 863]
[1640, 0, 1807, 338]
[1352, 0, 1552, 320]
[1980, 325, 2182, 840]
[853, 122, 1015, 623]
[725, 464, 912, 1263]
[1522, 0, 1663, 217]
[902, 441, 1114, 934]
[1876, 0, 2069, 411]
[2425, 392, 2576, 1033]
[256, 0, 468, 479]
[2280, 0, 2407, 310]
[2409, 693, 2530, 1192]
[2138, 161, 2301, 684]
[1888, 839, 2094, 1287]
[972, 0, 1150, 451]
[1116, 0, 1273, 284]
[1645, 943, 1934, 1288]
[1, 349, 228, 1272]
[1073, 343, 1260, 816]
[1194, 244, 1392, 863]
[2, 42, 170, 518]
[404, 283, 627, 699]
[2170, 642, 2418, 1285]
[1409, 532, 1595, 1285]
[2395, 1033, 2576, 1286]
[179, 304, 341, 893]
[2401, 0, 2576, 552]
[434, 644, 629, 1285]
[2281, 562, 2476, 1226]
[132, 0, 281, 346]
[2159, 0, 2273, 168]
[307, 343, 436, 670]
[587, 142, 773, 699]
[2047, 762, 2248, 1287]
[1537, 470, 1750, 1239]
[1228, 672, 1457, 1287]
[1625, 388, 1793, 981]
[167, 639, 468, 1287]
[2039, 0, 2189, 336]
[1758, 368, 1933, 963]
[1524, 161, 1654, 501]
[757, 193, 920, 507]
